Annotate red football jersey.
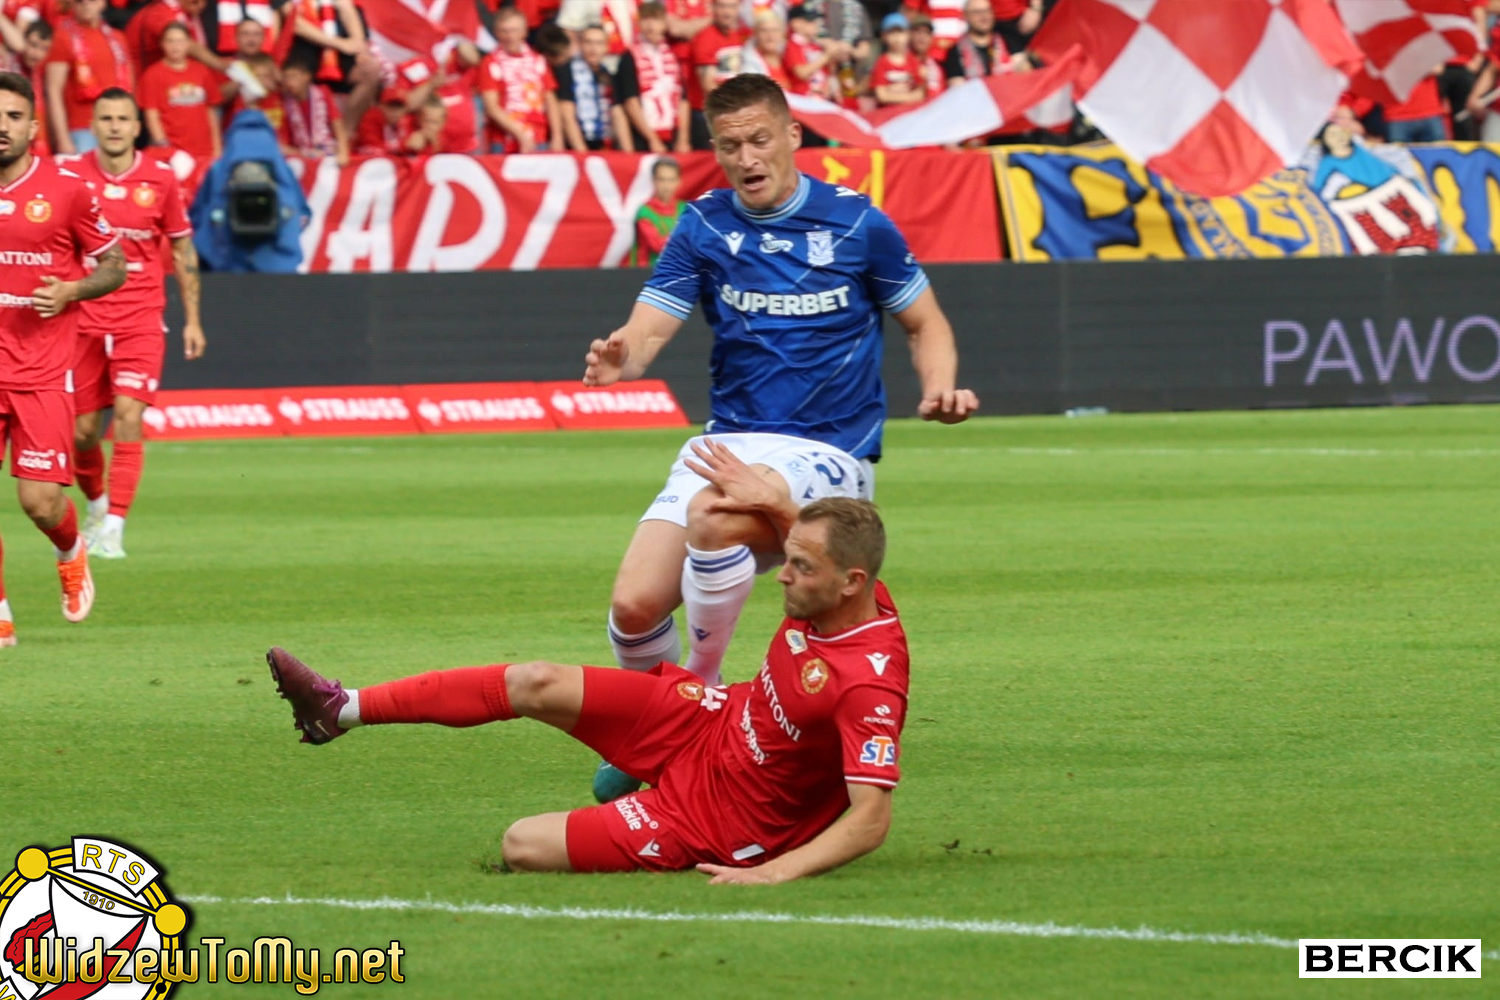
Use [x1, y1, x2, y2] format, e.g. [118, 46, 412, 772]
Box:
[0, 156, 119, 390]
[663, 582, 910, 863]
[65, 151, 191, 337]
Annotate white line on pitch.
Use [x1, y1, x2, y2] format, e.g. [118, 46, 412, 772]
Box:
[922, 447, 1500, 458]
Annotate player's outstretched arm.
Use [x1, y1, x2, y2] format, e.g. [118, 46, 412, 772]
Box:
[582, 300, 684, 387]
[697, 783, 892, 885]
[32, 244, 127, 318]
[896, 287, 980, 424]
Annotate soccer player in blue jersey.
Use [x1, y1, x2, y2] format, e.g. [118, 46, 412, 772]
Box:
[583, 73, 977, 801]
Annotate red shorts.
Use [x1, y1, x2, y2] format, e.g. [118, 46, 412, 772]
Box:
[563, 663, 725, 873]
[0, 389, 75, 484]
[73, 330, 166, 414]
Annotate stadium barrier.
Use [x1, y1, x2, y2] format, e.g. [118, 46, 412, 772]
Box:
[141, 381, 687, 440]
[164, 254, 1500, 432]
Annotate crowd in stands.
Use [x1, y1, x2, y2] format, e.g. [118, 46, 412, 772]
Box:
[0, 0, 1067, 165]
[5, 0, 1500, 170]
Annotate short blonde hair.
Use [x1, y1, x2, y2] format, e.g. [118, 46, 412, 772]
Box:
[798, 498, 885, 579]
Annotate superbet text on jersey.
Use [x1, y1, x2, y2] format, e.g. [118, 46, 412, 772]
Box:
[0, 158, 118, 390]
[64, 152, 191, 336]
[638, 175, 930, 460]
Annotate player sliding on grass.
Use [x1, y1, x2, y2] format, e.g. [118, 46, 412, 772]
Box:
[583, 72, 977, 802]
[270, 493, 907, 881]
[0, 72, 126, 642]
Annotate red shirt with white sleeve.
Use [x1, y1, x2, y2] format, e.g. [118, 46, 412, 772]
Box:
[64, 151, 191, 338]
[138, 58, 221, 158]
[0, 156, 119, 390]
[783, 33, 828, 98]
[478, 45, 555, 150]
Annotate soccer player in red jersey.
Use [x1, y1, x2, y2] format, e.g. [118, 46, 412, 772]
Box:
[66, 87, 203, 560]
[270, 490, 907, 881]
[0, 71, 125, 642]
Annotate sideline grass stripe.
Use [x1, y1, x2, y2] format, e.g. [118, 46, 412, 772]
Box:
[180, 896, 1500, 959]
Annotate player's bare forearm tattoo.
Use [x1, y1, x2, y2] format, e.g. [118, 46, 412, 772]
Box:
[173, 237, 202, 324]
[73, 244, 127, 301]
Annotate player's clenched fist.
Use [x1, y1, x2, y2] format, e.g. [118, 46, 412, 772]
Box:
[583, 330, 631, 387]
[31, 277, 75, 319]
[918, 389, 979, 424]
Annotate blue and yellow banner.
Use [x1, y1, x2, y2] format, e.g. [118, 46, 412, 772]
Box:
[994, 142, 1500, 262]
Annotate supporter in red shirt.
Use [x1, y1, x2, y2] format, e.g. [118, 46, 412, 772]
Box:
[557, 0, 640, 58]
[138, 20, 221, 158]
[125, 0, 223, 74]
[942, 0, 1020, 89]
[0, 71, 125, 635]
[479, 6, 559, 153]
[432, 41, 480, 156]
[665, 0, 710, 71]
[279, 51, 346, 162]
[871, 12, 924, 106]
[43, 0, 133, 154]
[783, 4, 843, 99]
[401, 96, 449, 155]
[285, 0, 379, 135]
[739, 12, 791, 90]
[353, 83, 415, 157]
[688, 0, 748, 147]
[617, 1, 690, 153]
[1385, 71, 1448, 144]
[225, 49, 280, 129]
[909, 14, 945, 97]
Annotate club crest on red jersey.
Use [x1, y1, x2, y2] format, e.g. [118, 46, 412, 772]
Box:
[132, 185, 157, 208]
[24, 198, 50, 223]
[675, 681, 704, 702]
[799, 658, 829, 695]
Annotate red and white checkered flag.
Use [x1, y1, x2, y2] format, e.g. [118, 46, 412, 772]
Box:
[1335, 0, 1480, 105]
[784, 48, 1083, 149]
[1032, 0, 1365, 197]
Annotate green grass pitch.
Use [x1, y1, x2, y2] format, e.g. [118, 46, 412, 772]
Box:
[0, 406, 1496, 998]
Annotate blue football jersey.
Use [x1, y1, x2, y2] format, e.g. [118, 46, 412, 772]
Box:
[637, 173, 928, 459]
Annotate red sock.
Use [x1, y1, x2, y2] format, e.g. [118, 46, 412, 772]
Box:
[43, 499, 78, 553]
[75, 444, 106, 502]
[107, 442, 144, 518]
[0, 532, 7, 601]
[359, 665, 515, 727]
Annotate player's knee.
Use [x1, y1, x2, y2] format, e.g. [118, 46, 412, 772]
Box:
[74, 413, 103, 450]
[16, 484, 60, 525]
[608, 594, 668, 637]
[501, 819, 556, 872]
[504, 660, 563, 716]
[686, 492, 775, 552]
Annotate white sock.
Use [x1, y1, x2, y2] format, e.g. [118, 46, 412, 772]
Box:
[680, 544, 756, 685]
[87, 494, 109, 519]
[56, 539, 81, 561]
[337, 689, 363, 729]
[0, 599, 11, 622]
[608, 612, 682, 672]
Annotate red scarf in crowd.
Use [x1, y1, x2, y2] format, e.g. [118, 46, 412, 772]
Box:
[61, 16, 133, 99]
[299, 0, 342, 81]
[956, 32, 1007, 80]
[284, 86, 334, 155]
[216, 0, 277, 52]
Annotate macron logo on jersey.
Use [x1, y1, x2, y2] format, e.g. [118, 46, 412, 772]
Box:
[720, 283, 851, 317]
[867, 652, 891, 676]
[726, 231, 745, 255]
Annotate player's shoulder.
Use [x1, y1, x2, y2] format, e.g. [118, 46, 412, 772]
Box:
[803, 174, 875, 212]
[807, 610, 908, 678]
